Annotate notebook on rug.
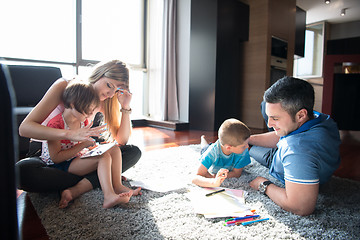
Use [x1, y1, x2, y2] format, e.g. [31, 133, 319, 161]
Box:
[187, 187, 254, 218]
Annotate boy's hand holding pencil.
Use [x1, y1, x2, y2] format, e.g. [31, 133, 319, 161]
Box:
[212, 168, 228, 186]
[216, 168, 228, 179]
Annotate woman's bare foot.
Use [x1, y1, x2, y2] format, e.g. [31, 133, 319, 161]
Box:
[115, 185, 142, 196]
[59, 189, 73, 209]
[103, 191, 133, 209]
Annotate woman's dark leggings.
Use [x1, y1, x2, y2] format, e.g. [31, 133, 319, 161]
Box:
[15, 144, 142, 192]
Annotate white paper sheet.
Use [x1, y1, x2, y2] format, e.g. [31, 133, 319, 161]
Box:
[129, 179, 186, 193]
[80, 142, 116, 158]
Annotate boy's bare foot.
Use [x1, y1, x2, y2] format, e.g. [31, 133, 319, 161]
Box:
[59, 189, 73, 209]
[103, 191, 133, 209]
[200, 135, 208, 149]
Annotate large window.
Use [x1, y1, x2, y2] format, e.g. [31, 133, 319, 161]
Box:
[0, 0, 146, 118]
[0, 0, 76, 63]
[82, 0, 144, 66]
[293, 22, 325, 78]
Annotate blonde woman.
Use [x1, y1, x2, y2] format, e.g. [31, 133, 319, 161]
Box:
[16, 60, 142, 206]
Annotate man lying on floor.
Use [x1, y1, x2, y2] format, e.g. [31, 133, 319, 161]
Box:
[248, 76, 341, 216]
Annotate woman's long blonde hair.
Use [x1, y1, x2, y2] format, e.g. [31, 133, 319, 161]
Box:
[88, 60, 129, 139]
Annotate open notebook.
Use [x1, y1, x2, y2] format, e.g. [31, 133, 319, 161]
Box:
[187, 187, 253, 218]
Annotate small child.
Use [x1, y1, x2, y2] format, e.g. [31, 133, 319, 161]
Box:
[40, 80, 138, 209]
[192, 118, 251, 187]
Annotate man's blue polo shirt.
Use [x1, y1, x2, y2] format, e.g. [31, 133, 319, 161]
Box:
[269, 112, 341, 185]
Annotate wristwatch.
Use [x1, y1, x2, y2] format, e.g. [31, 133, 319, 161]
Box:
[259, 180, 272, 195]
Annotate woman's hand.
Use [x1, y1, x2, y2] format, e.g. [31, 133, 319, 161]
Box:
[66, 124, 107, 142]
[116, 89, 132, 109]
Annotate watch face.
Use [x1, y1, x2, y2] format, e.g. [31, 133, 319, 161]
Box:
[259, 183, 266, 193]
[259, 181, 271, 194]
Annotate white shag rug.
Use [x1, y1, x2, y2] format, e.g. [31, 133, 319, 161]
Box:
[28, 145, 360, 240]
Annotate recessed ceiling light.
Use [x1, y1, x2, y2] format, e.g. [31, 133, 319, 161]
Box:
[325, 0, 330, 4]
[341, 8, 346, 16]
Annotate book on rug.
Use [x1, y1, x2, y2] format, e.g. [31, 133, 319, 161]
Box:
[187, 187, 254, 218]
[80, 142, 116, 158]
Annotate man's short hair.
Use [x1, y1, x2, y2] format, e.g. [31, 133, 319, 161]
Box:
[264, 76, 315, 120]
[218, 118, 250, 146]
[63, 79, 100, 115]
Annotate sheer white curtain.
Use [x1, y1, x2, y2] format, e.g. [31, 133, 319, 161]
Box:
[147, 0, 179, 121]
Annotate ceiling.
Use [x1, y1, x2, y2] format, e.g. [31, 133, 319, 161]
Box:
[296, 0, 360, 24]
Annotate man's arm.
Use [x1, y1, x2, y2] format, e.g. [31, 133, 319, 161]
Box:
[249, 131, 280, 148]
[250, 176, 319, 216]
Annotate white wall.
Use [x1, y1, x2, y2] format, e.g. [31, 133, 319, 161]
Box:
[330, 20, 360, 40]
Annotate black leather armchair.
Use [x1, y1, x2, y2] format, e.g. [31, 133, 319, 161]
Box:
[0, 64, 19, 239]
[7, 65, 62, 156]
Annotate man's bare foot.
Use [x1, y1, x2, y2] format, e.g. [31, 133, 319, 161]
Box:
[115, 185, 142, 196]
[103, 191, 133, 209]
[59, 189, 73, 209]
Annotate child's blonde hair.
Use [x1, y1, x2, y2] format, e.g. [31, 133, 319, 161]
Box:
[63, 79, 100, 115]
[218, 118, 250, 147]
[88, 60, 129, 138]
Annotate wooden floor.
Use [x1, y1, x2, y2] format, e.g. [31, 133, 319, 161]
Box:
[16, 127, 360, 239]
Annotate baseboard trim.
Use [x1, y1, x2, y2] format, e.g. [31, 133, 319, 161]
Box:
[132, 119, 189, 131]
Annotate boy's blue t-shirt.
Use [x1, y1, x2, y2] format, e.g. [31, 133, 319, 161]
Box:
[270, 112, 341, 185]
[199, 140, 251, 175]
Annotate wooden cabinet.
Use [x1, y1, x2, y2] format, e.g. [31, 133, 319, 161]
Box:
[239, 0, 296, 129]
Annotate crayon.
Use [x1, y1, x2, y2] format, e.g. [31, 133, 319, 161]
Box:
[241, 218, 270, 226]
[225, 215, 260, 222]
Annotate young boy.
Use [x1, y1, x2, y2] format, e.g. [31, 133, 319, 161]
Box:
[192, 118, 251, 187]
[41, 80, 137, 209]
